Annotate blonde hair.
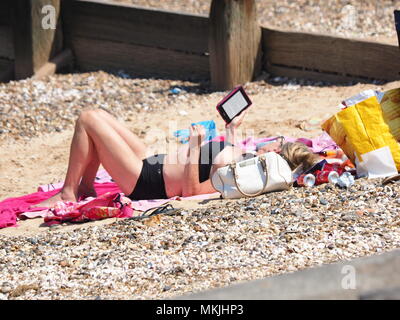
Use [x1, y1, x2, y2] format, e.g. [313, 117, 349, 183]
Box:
[280, 142, 320, 171]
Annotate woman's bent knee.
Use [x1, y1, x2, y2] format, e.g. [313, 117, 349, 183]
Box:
[78, 109, 102, 125]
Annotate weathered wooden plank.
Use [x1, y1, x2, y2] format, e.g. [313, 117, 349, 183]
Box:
[0, 58, 14, 82]
[209, 0, 262, 90]
[12, 0, 32, 79]
[13, 0, 62, 79]
[266, 64, 370, 84]
[0, 1, 11, 26]
[60, 0, 73, 52]
[64, 0, 209, 55]
[0, 25, 14, 59]
[263, 28, 400, 81]
[395, 10, 400, 47]
[72, 37, 209, 80]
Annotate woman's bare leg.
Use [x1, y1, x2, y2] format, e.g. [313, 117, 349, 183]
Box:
[77, 147, 100, 200]
[96, 109, 147, 159]
[36, 110, 144, 207]
[77, 109, 147, 199]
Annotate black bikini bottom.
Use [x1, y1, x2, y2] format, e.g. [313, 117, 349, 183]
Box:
[127, 154, 168, 200]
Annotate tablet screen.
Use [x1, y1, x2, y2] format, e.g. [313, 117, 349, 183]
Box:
[222, 90, 249, 120]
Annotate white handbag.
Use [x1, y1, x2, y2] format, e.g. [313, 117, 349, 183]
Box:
[211, 152, 293, 199]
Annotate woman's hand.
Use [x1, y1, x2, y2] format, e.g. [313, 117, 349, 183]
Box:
[188, 124, 205, 149]
[225, 110, 247, 145]
[225, 110, 247, 130]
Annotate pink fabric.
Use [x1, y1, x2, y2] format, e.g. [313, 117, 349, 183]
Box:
[0, 189, 60, 228]
[41, 192, 219, 225]
[19, 197, 171, 219]
[128, 192, 220, 212]
[43, 192, 134, 225]
[21, 192, 219, 219]
[0, 182, 121, 229]
[211, 132, 338, 153]
[1, 180, 218, 229]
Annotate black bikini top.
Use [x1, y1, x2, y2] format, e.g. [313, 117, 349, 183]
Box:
[198, 141, 232, 183]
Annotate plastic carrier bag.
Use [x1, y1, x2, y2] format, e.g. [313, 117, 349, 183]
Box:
[321, 88, 400, 178]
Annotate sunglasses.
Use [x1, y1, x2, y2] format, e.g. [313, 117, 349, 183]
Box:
[257, 136, 285, 151]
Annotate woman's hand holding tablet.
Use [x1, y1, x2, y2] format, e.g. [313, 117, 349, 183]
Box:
[216, 86, 252, 124]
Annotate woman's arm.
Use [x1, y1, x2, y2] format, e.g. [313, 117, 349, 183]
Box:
[182, 110, 249, 197]
[182, 140, 201, 197]
[225, 126, 237, 145]
[182, 125, 216, 197]
[225, 110, 247, 145]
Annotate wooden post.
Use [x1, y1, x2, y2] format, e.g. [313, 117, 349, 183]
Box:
[395, 10, 400, 48]
[12, 0, 62, 79]
[0, 1, 14, 82]
[32, 49, 73, 80]
[209, 0, 262, 91]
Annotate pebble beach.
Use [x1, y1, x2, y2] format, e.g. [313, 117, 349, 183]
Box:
[113, 0, 400, 43]
[1, 0, 400, 300]
[1, 179, 399, 299]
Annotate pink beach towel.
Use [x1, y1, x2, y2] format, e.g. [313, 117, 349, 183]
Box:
[0, 182, 120, 229]
[0, 180, 219, 229]
[41, 192, 219, 225]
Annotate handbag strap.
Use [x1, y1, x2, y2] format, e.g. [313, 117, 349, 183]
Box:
[231, 156, 268, 197]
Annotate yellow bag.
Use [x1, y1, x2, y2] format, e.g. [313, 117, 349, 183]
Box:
[322, 88, 400, 175]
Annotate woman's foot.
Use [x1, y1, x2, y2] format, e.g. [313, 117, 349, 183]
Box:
[32, 189, 77, 208]
[77, 183, 97, 201]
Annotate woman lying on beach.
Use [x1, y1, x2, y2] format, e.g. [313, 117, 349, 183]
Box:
[36, 108, 319, 207]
